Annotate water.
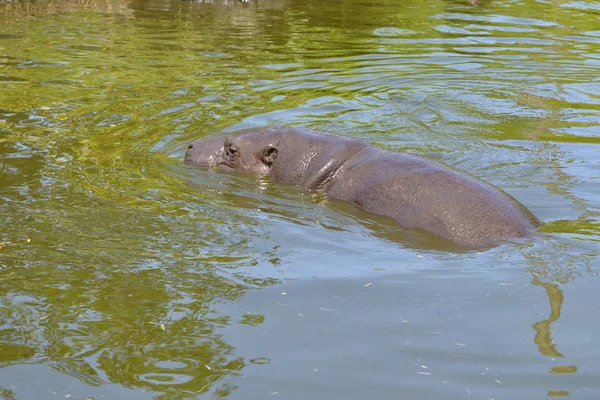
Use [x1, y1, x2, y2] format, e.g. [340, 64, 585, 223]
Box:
[0, 0, 599, 398]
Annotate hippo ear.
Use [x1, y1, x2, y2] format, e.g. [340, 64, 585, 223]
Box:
[260, 145, 278, 166]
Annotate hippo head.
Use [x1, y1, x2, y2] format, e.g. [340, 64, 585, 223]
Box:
[184, 128, 281, 174]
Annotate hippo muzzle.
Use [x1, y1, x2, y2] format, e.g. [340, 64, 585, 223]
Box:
[184, 135, 229, 169]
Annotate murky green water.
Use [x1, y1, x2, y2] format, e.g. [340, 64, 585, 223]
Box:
[1, 0, 599, 398]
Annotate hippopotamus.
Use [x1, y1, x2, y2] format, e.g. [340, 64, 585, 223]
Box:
[185, 126, 540, 248]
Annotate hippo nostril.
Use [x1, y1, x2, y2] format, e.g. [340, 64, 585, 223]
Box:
[188, 144, 194, 149]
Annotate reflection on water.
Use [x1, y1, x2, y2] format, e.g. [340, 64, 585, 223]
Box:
[532, 279, 564, 359]
[1, 0, 599, 398]
[523, 239, 598, 398]
[531, 278, 576, 397]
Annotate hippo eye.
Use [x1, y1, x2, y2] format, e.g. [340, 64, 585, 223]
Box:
[225, 144, 239, 159]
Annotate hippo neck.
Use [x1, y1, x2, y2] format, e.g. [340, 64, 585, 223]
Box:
[269, 129, 370, 190]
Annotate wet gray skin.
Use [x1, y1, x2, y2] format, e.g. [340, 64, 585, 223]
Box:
[185, 126, 541, 248]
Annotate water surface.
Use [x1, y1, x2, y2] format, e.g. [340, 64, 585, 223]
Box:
[1, 0, 599, 398]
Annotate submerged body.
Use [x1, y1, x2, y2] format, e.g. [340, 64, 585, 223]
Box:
[185, 126, 540, 248]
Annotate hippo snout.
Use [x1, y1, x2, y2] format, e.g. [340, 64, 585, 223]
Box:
[184, 135, 228, 167]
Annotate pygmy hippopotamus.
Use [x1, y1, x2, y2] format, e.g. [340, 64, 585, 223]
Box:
[185, 126, 540, 248]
